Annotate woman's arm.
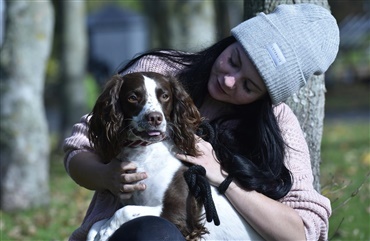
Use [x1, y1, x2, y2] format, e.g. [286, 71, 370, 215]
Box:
[177, 104, 331, 240]
[68, 152, 147, 198]
[177, 138, 306, 240]
[220, 104, 323, 240]
[276, 103, 331, 240]
[63, 115, 147, 198]
[225, 182, 305, 240]
[68, 151, 108, 191]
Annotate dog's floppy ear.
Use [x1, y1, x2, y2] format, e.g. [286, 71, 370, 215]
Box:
[169, 76, 202, 157]
[88, 75, 125, 162]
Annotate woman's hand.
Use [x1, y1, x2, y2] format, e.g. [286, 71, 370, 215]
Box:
[176, 136, 227, 186]
[69, 152, 147, 200]
[103, 158, 147, 200]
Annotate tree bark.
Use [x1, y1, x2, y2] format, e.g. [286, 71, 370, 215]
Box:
[0, 0, 54, 211]
[261, 0, 331, 191]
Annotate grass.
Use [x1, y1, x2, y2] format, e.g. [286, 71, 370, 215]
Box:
[321, 120, 370, 241]
[321, 82, 370, 241]
[0, 84, 369, 240]
[0, 150, 93, 241]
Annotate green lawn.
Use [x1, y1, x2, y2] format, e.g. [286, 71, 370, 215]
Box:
[321, 83, 369, 241]
[320, 120, 369, 241]
[0, 151, 93, 241]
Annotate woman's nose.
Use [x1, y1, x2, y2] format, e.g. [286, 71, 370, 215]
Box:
[224, 75, 236, 89]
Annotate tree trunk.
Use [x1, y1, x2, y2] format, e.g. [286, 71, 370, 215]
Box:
[142, 1, 171, 48]
[260, 0, 331, 191]
[143, 0, 216, 51]
[213, 0, 231, 40]
[59, 0, 88, 139]
[0, 0, 54, 211]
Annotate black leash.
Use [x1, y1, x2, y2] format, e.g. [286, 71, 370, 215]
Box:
[184, 165, 220, 226]
[183, 120, 235, 226]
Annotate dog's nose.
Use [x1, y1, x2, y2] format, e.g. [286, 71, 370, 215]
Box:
[147, 112, 163, 126]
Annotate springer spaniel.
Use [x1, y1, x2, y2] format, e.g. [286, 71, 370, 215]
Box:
[86, 72, 263, 241]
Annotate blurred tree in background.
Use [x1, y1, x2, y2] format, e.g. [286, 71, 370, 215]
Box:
[143, 1, 216, 50]
[0, 0, 54, 211]
[54, 0, 89, 139]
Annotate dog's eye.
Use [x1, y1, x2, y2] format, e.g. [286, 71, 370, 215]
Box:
[160, 94, 170, 102]
[128, 95, 138, 103]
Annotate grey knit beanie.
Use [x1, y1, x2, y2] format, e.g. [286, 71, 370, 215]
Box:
[231, 3, 339, 104]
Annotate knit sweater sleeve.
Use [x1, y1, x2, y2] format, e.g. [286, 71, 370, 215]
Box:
[274, 103, 331, 241]
[63, 114, 93, 175]
[62, 55, 181, 174]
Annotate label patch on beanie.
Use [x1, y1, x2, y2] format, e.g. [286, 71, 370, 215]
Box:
[267, 43, 286, 67]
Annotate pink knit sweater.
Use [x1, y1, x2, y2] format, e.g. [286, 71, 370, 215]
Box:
[63, 55, 331, 241]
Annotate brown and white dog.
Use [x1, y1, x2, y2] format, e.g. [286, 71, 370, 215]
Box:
[86, 72, 262, 241]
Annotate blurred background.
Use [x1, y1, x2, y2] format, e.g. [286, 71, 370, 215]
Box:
[0, 0, 369, 240]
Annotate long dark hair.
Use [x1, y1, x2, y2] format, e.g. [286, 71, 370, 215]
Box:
[117, 36, 292, 200]
[209, 98, 292, 200]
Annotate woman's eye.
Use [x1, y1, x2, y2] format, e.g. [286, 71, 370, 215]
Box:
[243, 80, 252, 93]
[228, 58, 238, 68]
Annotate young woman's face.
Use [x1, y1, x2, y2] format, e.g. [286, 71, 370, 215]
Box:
[208, 42, 267, 105]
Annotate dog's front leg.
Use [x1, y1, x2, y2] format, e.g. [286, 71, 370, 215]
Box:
[94, 205, 162, 241]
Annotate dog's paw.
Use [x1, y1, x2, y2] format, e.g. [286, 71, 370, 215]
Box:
[123, 205, 162, 219]
[95, 208, 131, 240]
[123, 206, 142, 218]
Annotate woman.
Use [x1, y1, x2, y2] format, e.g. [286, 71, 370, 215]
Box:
[64, 3, 339, 241]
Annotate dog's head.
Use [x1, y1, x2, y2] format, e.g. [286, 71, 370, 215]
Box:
[88, 72, 202, 162]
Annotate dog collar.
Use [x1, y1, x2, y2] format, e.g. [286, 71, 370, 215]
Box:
[122, 140, 152, 148]
[122, 136, 167, 148]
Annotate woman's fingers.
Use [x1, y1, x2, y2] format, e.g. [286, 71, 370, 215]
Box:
[120, 172, 147, 183]
[120, 160, 139, 172]
[116, 164, 147, 199]
[120, 182, 146, 193]
[118, 181, 146, 200]
[119, 180, 147, 199]
[175, 153, 195, 164]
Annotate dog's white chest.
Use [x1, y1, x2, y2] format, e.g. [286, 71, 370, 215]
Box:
[118, 141, 181, 206]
